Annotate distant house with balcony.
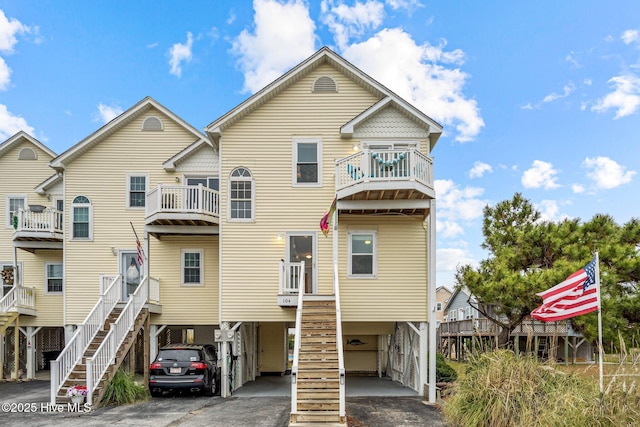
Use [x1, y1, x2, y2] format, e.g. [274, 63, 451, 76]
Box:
[440, 286, 594, 362]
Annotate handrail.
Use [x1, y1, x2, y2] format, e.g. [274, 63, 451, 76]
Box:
[50, 275, 122, 405]
[86, 276, 149, 405]
[14, 208, 64, 234]
[0, 286, 16, 313]
[333, 263, 346, 419]
[279, 261, 304, 294]
[290, 261, 305, 416]
[145, 184, 220, 218]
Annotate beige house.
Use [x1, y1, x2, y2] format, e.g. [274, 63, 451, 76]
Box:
[435, 286, 453, 326]
[1, 47, 442, 423]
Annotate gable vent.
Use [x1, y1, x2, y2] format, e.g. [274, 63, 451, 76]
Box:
[142, 116, 163, 131]
[313, 76, 337, 93]
[18, 147, 37, 160]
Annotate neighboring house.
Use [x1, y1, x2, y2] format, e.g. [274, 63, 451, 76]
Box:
[0, 131, 62, 380]
[435, 286, 452, 327]
[1, 47, 444, 421]
[440, 286, 594, 362]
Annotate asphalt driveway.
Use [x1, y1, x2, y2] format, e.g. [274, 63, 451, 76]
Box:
[0, 379, 446, 426]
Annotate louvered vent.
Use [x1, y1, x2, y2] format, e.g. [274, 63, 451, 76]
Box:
[142, 116, 163, 131]
[18, 147, 37, 160]
[313, 76, 337, 93]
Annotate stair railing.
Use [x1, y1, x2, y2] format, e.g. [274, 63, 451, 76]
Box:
[85, 276, 149, 406]
[0, 285, 36, 313]
[290, 261, 305, 416]
[333, 263, 346, 420]
[50, 275, 122, 405]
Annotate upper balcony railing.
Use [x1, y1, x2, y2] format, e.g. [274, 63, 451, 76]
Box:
[145, 184, 220, 220]
[13, 207, 64, 236]
[335, 148, 433, 193]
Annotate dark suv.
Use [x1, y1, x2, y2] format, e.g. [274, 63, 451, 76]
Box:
[149, 343, 220, 397]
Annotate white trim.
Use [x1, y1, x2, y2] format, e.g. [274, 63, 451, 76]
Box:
[126, 173, 150, 209]
[227, 167, 255, 222]
[285, 231, 318, 293]
[6, 194, 27, 228]
[70, 195, 93, 241]
[436, 302, 442, 311]
[44, 262, 64, 294]
[1, 261, 22, 288]
[361, 140, 420, 151]
[347, 230, 377, 279]
[292, 137, 323, 187]
[181, 248, 204, 286]
[185, 175, 220, 191]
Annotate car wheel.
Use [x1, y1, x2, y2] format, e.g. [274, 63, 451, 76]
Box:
[205, 378, 216, 396]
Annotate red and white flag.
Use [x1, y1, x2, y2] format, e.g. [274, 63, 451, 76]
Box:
[531, 257, 599, 322]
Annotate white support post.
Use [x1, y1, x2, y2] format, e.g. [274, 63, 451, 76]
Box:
[150, 325, 166, 362]
[220, 322, 229, 398]
[419, 322, 428, 396]
[64, 325, 75, 346]
[427, 199, 437, 403]
[22, 326, 41, 379]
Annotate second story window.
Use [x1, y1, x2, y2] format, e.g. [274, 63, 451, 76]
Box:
[293, 138, 322, 186]
[229, 167, 254, 221]
[71, 195, 92, 240]
[6, 195, 26, 228]
[348, 231, 377, 278]
[128, 175, 147, 208]
[181, 249, 203, 286]
[46, 263, 63, 293]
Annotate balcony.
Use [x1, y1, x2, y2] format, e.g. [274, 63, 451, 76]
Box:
[145, 184, 220, 238]
[335, 148, 434, 215]
[12, 207, 63, 252]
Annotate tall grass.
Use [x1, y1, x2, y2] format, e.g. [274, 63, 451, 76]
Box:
[444, 350, 639, 427]
[101, 369, 148, 406]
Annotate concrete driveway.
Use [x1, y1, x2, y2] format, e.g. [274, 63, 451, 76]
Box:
[0, 378, 446, 426]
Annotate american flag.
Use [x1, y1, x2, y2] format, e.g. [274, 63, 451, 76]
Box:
[531, 257, 599, 322]
[131, 221, 144, 265]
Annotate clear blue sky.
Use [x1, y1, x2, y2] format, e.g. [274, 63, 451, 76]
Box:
[2, 1, 639, 288]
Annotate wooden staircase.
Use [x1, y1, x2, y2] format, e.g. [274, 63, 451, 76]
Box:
[55, 307, 149, 406]
[291, 298, 346, 426]
[0, 311, 19, 335]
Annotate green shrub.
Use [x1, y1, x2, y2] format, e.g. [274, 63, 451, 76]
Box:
[443, 350, 640, 427]
[101, 369, 148, 406]
[436, 352, 458, 382]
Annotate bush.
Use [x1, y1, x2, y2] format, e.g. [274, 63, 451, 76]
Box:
[101, 369, 148, 406]
[436, 353, 457, 382]
[443, 350, 640, 427]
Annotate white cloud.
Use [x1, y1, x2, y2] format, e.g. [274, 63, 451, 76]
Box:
[437, 247, 479, 281]
[0, 103, 34, 140]
[621, 29, 639, 45]
[232, 0, 316, 93]
[520, 102, 534, 110]
[0, 10, 29, 54]
[571, 183, 585, 194]
[565, 52, 579, 67]
[0, 57, 10, 90]
[95, 103, 123, 124]
[469, 161, 492, 178]
[521, 160, 560, 189]
[543, 82, 575, 103]
[146, 42, 158, 49]
[321, 0, 385, 51]
[385, 0, 422, 11]
[343, 28, 483, 142]
[168, 32, 194, 77]
[535, 199, 563, 222]
[435, 179, 487, 222]
[583, 156, 636, 189]
[437, 220, 464, 238]
[583, 78, 592, 86]
[591, 74, 640, 119]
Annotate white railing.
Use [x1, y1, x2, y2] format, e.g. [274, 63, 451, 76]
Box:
[290, 261, 305, 416]
[14, 208, 64, 234]
[50, 275, 122, 405]
[279, 261, 305, 294]
[333, 263, 346, 420]
[86, 276, 149, 405]
[146, 184, 220, 218]
[0, 285, 36, 313]
[335, 148, 433, 191]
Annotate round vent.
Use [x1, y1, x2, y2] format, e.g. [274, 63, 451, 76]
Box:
[18, 147, 37, 160]
[313, 76, 337, 93]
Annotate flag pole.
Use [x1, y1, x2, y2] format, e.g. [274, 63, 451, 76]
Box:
[595, 251, 603, 395]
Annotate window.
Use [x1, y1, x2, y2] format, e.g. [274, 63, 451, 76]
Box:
[348, 231, 377, 278]
[71, 195, 92, 240]
[181, 249, 203, 286]
[6, 195, 26, 228]
[1, 262, 21, 295]
[228, 167, 254, 221]
[449, 309, 457, 322]
[436, 302, 442, 311]
[186, 176, 219, 190]
[293, 138, 322, 186]
[45, 263, 63, 293]
[127, 175, 147, 208]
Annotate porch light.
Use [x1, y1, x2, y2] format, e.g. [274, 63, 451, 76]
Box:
[305, 254, 312, 259]
[353, 144, 359, 151]
[277, 234, 283, 241]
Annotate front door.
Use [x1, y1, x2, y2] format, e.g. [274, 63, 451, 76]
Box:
[121, 251, 141, 301]
[286, 233, 316, 294]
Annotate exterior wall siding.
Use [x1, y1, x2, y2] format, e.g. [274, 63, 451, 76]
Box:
[63, 108, 207, 324]
[353, 106, 431, 140]
[149, 235, 219, 325]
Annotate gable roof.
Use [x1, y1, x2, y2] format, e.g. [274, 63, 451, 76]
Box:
[205, 47, 442, 150]
[443, 286, 476, 312]
[0, 131, 57, 159]
[50, 96, 210, 171]
[34, 173, 63, 195]
[162, 139, 214, 172]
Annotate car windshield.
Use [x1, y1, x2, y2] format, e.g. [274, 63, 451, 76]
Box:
[157, 349, 201, 362]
